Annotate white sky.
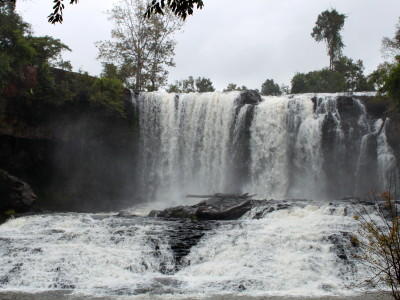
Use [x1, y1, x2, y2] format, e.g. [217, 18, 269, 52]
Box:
[17, 0, 400, 91]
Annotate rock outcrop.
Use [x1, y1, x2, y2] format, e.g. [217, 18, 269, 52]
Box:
[235, 90, 262, 105]
[0, 169, 37, 213]
[149, 198, 256, 221]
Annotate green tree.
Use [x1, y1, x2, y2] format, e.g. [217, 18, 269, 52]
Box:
[223, 83, 247, 92]
[96, 0, 183, 91]
[333, 56, 373, 92]
[311, 9, 346, 70]
[290, 69, 346, 94]
[382, 17, 400, 60]
[195, 76, 215, 92]
[384, 56, 400, 108]
[368, 62, 393, 92]
[167, 76, 215, 93]
[0, 1, 34, 88]
[261, 79, 281, 96]
[55, 59, 73, 71]
[27, 36, 71, 67]
[166, 82, 181, 93]
[181, 76, 195, 92]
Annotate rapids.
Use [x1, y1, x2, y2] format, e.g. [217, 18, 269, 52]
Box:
[0, 201, 378, 298]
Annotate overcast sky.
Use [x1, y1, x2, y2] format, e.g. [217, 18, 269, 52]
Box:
[17, 0, 400, 91]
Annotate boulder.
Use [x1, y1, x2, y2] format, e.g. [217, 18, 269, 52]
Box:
[0, 169, 37, 213]
[195, 200, 253, 220]
[149, 198, 254, 221]
[235, 90, 261, 105]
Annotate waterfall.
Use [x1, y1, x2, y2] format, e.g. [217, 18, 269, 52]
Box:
[136, 92, 396, 203]
[137, 92, 239, 203]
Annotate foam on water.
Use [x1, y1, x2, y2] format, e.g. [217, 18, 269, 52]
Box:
[0, 202, 375, 298]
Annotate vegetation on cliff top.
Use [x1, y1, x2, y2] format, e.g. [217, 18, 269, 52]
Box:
[0, 2, 127, 124]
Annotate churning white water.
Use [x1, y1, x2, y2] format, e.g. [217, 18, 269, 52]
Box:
[1, 91, 397, 299]
[137, 92, 397, 203]
[0, 201, 375, 298]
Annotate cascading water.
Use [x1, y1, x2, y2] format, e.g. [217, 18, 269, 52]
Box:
[0, 201, 381, 298]
[137, 91, 397, 203]
[1, 91, 398, 299]
[137, 92, 239, 204]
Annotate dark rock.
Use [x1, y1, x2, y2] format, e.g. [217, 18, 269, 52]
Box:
[195, 200, 253, 220]
[165, 219, 214, 268]
[335, 96, 359, 115]
[357, 96, 388, 119]
[149, 198, 254, 221]
[235, 90, 261, 105]
[149, 205, 198, 219]
[0, 169, 36, 213]
[386, 118, 400, 160]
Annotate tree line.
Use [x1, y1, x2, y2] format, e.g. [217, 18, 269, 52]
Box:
[96, 3, 399, 105]
[2, 1, 400, 109]
[0, 1, 128, 123]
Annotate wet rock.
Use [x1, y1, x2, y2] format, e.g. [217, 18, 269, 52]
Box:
[235, 90, 261, 105]
[149, 205, 198, 219]
[386, 118, 400, 169]
[358, 96, 388, 119]
[0, 169, 37, 213]
[165, 219, 214, 268]
[336, 96, 359, 116]
[195, 200, 253, 220]
[149, 198, 254, 221]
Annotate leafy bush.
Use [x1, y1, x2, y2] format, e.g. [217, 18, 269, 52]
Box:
[354, 190, 400, 299]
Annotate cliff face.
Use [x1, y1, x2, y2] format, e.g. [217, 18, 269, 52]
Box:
[0, 68, 139, 212]
[1, 75, 399, 213]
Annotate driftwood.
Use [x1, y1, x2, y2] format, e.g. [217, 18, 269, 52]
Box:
[186, 193, 257, 199]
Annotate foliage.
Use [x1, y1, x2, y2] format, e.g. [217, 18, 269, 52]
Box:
[167, 76, 215, 93]
[311, 9, 346, 70]
[96, 0, 183, 91]
[0, 2, 71, 99]
[368, 62, 394, 92]
[384, 56, 400, 110]
[291, 69, 346, 94]
[382, 18, 400, 61]
[55, 59, 73, 71]
[290, 56, 373, 94]
[333, 56, 373, 92]
[47, 0, 77, 24]
[223, 83, 247, 92]
[26, 36, 71, 66]
[354, 190, 400, 299]
[89, 77, 126, 118]
[261, 79, 281, 96]
[0, 3, 126, 122]
[46, 0, 203, 24]
[0, 2, 34, 91]
[145, 0, 204, 20]
[195, 77, 215, 92]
